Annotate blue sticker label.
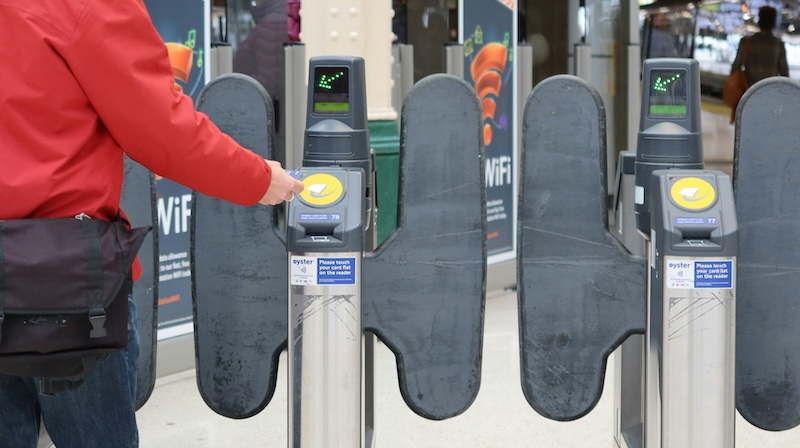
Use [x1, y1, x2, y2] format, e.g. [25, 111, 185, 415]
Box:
[666, 260, 733, 289]
[693, 261, 733, 288]
[317, 258, 356, 285]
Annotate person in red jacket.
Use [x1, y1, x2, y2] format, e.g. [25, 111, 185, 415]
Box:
[0, 0, 304, 446]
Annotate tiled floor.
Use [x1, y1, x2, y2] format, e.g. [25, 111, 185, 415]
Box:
[133, 290, 800, 447]
[137, 289, 616, 448]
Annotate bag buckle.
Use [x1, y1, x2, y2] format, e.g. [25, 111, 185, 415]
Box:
[88, 309, 107, 338]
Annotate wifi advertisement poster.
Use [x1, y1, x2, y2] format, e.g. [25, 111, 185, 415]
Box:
[145, 0, 208, 339]
[462, 0, 517, 261]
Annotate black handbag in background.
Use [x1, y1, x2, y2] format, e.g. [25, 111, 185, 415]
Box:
[0, 216, 150, 392]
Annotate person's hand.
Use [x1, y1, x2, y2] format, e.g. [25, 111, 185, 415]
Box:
[258, 160, 304, 205]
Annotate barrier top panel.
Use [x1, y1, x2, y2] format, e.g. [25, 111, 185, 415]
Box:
[364, 73, 487, 420]
[518, 75, 646, 421]
[734, 77, 800, 431]
[121, 158, 158, 410]
[192, 74, 287, 419]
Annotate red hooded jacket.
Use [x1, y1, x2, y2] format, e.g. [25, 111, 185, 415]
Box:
[0, 0, 272, 278]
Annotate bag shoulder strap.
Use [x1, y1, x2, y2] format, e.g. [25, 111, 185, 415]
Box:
[82, 219, 107, 339]
[741, 36, 751, 66]
[38, 357, 98, 395]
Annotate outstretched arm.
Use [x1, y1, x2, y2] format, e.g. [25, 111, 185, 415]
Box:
[64, 0, 299, 205]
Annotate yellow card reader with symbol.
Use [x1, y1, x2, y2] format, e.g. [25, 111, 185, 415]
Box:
[670, 177, 716, 211]
[299, 173, 344, 207]
[287, 168, 365, 253]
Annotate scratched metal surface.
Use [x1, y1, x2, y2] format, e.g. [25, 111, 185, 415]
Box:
[733, 78, 800, 431]
[363, 74, 487, 420]
[517, 75, 646, 421]
[121, 157, 158, 410]
[192, 74, 288, 419]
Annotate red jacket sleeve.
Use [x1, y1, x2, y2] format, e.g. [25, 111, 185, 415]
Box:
[64, 0, 270, 206]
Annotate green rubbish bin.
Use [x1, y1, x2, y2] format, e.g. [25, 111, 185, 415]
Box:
[369, 120, 400, 245]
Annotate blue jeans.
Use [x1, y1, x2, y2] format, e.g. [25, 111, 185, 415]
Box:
[0, 296, 140, 448]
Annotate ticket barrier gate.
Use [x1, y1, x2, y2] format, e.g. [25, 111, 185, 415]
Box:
[519, 67, 800, 446]
[518, 75, 646, 421]
[616, 59, 711, 447]
[613, 76, 800, 444]
[120, 158, 159, 410]
[192, 74, 288, 419]
[287, 168, 365, 446]
[122, 54, 800, 445]
[611, 151, 646, 446]
[518, 69, 738, 446]
[191, 58, 486, 446]
[734, 78, 800, 431]
[646, 170, 737, 447]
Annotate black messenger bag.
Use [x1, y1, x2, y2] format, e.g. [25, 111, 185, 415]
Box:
[0, 216, 150, 391]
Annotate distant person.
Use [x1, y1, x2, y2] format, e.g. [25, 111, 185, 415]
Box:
[413, 10, 449, 81]
[234, 0, 300, 133]
[289, 0, 301, 42]
[731, 6, 789, 87]
[392, 0, 408, 44]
